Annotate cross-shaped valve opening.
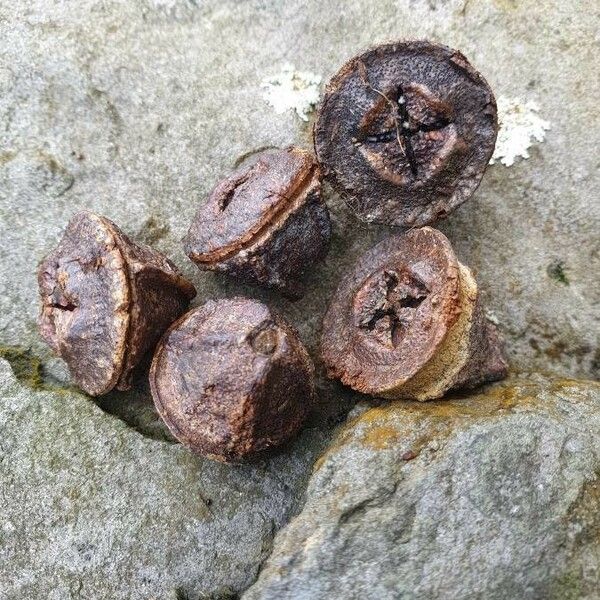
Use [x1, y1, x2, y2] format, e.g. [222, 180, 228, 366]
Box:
[357, 269, 428, 347]
[359, 85, 451, 176]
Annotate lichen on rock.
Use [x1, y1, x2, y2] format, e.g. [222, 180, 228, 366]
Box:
[261, 64, 322, 121]
[490, 96, 551, 166]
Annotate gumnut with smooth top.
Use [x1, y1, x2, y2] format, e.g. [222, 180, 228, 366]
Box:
[38, 211, 196, 396]
[149, 297, 315, 463]
[321, 227, 507, 401]
[183, 146, 331, 299]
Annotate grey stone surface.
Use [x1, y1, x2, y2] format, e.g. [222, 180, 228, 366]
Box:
[0, 1, 599, 598]
[0, 359, 326, 599]
[244, 375, 600, 600]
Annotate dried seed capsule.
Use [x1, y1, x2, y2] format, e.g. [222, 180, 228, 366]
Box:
[314, 40, 497, 227]
[150, 297, 315, 463]
[183, 146, 331, 299]
[38, 211, 196, 396]
[321, 227, 507, 401]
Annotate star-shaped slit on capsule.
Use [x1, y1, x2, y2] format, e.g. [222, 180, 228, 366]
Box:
[358, 270, 428, 347]
[357, 85, 451, 176]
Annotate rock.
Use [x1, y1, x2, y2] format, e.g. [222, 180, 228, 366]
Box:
[244, 374, 600, 600]
[0, 359, 325, 599]
[0, 0, 599, 597]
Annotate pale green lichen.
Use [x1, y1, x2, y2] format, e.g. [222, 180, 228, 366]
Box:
[549, 571, 583, 600]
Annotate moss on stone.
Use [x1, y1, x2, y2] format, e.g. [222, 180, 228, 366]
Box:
[0, 345, 82, 396]
[549, 571, 582, 600]
[0, 345, 45, 388]
[547, 260, 570, 285]
[0, 150, 17, 165]
[136, 216, 170, 246]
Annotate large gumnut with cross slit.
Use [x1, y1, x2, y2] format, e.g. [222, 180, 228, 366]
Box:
[38, 211, 196, 396]
[314, 40, 497, 227]
[321, 227, 507, 401]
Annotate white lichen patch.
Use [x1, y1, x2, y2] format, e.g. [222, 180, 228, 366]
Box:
[261, 64, 321, 122]
[485, 309, 500, 326]
[490, 97, 551, 166]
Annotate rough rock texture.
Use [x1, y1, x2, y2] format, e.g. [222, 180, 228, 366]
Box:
[0, 0, 599, 598]
[245, 375, 600, 600]
[0, 359, 326, 599]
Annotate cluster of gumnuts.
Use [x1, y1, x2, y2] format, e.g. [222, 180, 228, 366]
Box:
[38, 41, 507, 464]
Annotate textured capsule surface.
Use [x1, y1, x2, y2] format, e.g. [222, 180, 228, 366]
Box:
[184, 147, 331, 298]
[321, 227, 507, 400]
[314, 41, 497, 227]
[38, 211, 196, 396]
[150, 298, 315, 462]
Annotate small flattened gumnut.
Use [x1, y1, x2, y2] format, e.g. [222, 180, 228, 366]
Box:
[321, 227, 507, 401]
[314, 40, 498, 227]
[149, 297, 315, 463]
[183, 146, 331, 299]
[38, 211, 196, 396]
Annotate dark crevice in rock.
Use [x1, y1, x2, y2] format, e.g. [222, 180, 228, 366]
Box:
[0, 346, 177, 443]
[338, 481, 399, 525]
[181, 588, 239, 600]
[94, 376, 178, 443]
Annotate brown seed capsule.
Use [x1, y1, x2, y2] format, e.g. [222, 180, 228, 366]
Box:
[314, 40, 497, 227]
[183, 146, 331, 299]
[321, 227, 507, 401]
[38, 211, 196, 396]
[149, 297, 315, 463]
